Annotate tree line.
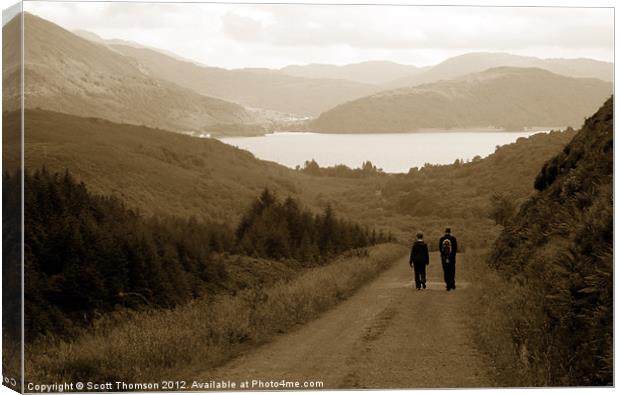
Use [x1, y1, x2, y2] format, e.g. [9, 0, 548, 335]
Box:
[17, 168, 389, 340]
[297, 159, 385, 178]
[236, 189, 390, 261]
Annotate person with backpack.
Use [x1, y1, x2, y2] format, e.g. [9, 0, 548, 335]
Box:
[409, 231, 429, 290]
[439, 228, 458, 291]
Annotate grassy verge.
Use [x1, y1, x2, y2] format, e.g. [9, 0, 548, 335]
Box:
[466, 249, 547, 387]
[466, 249, 516, 386]
[471, 251, 614, 386]
[27, 243, 406, 383]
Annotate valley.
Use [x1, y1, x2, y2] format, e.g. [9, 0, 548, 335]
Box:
[4, 13, 613, 138]
[3, 7, 614, 389]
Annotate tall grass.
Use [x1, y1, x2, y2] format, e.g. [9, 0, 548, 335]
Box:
[467, 248, 613, 387]
[467, 249, 533, 386]
[27, 243, 406, 383]
[479, 97, 614, 387]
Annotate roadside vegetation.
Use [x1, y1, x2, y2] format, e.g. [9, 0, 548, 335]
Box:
[18, 167, 400, 382]
[470, 97, 613, 386]
[26, 243, 405, 383]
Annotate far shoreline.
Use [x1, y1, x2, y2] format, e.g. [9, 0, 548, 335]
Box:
[213, 128, 566, 173]
[215, 126, 563, 139]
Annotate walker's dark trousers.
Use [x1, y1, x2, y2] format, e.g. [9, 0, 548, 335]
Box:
[412, 262, 427, 289]
[441, 258, 456, 290]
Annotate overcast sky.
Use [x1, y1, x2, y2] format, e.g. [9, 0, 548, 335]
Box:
[24, 1, 614, 70]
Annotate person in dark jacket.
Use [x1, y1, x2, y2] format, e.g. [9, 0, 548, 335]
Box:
[439, 227, 458, 291]
[409, 232, 429, 290]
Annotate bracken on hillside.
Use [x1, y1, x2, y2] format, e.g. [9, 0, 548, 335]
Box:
[489, 96, 613, 385]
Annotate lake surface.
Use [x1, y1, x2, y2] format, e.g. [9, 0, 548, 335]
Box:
[219, 130, 549, 173]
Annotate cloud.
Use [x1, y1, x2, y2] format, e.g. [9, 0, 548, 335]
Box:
[24, 1, 613, 69]
[221, 5, 613, 50]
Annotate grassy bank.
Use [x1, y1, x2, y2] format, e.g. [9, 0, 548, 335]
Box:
[471, 249, 613, 386]
[465, 249, 526, 386]
[27, 243, 406, 383]
[466, 249, 566, 386]
[463, 99, 613, 387]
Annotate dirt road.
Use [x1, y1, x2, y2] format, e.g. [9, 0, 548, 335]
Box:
[201, 253, 493, 389]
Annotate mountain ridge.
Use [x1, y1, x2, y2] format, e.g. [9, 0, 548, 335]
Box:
[311, 66, 612, 132]
[107, 43, 380, 116]
[58, 22, 614, 122]
[386, 51, 613, 88]
[280, 61, 427, 85]
[3, 13, 260, 135]
[71, 29, 613, 89]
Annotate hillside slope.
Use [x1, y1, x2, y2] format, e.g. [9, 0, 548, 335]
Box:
[312, 67, 612, 132]
[488, 97, 613, 385]
[12, 110, 364, 224]
[4, 14, 256, 134]
[386, 52, 613, 88]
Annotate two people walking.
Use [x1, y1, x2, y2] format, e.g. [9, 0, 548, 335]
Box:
[408, 228, 458, 291]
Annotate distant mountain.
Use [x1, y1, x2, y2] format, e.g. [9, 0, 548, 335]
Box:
[312, 67, 612, 132]
[280, 61, 427, 85]
[387, 52, 613, 88]
[3, 14, 256, 134]
[104, 43, 379, 117]
[73, 29, 196, 63]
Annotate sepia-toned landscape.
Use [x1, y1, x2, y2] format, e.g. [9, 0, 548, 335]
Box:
[2, 3, 614, 390]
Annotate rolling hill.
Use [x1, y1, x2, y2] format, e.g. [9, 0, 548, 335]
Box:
[311, 67, 612, 132]
[386, 52, 613, 88]
[11, 109, 362, 224]
[3, 13, 259, 135]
